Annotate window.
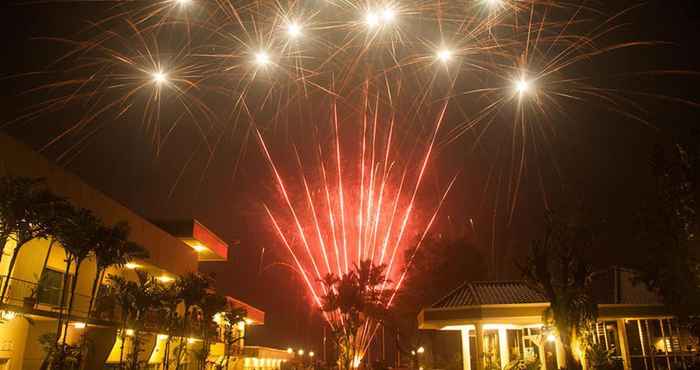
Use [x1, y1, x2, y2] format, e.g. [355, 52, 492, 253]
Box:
[38, 268, 69, 307]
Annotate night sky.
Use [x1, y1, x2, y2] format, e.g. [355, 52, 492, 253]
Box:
[1, 0, 699, 354]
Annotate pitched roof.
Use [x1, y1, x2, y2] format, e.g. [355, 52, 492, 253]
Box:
[431, 268, 662, 309]
[432, 281, 547, 308]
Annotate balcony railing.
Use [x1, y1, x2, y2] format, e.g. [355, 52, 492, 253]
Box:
[0, 275, 91, 318]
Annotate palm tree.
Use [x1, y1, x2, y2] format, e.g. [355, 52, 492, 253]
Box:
[127, 271, 165, 370]
[520, 211, 597, 370]
[173, 272, 215, 369]
[322, 260, 389, 370]
[218, 306, 247, 370]
[87, 222, 147, 317]
[0, 176, 68, 304]
[107, 274, 136, 369]
[196, 292, 227, 370]
[52, 207, 101, 349]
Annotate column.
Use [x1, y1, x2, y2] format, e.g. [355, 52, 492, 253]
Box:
[475, 324, 485, 370]
[616, 319, 632, 370]
[498, 328, 510, 368]
[461, 328, 472, 370]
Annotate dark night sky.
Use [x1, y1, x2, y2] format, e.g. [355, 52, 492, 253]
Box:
[1, 0, 699, 353]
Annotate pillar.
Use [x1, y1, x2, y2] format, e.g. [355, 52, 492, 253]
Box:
[615, 320, 632, 370]
[498, 328, 510, 368]
[475, 324, 484, 370]
[461, 328, 471, 370]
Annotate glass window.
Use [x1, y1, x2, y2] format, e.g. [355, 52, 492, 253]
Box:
[38, 268, 68, 307]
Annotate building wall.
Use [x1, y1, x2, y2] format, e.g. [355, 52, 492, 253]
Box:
[0, 133, 198, 276]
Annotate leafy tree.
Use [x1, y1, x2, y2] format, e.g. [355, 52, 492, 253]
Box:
[0, 176, 68, 303]
[635, 139, 700, 320]
[520, 211, 597, 370]
[321, 260, 389, 370]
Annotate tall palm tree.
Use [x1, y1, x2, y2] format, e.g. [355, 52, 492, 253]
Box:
[0, 176, 68, 304]
[196, 292, 227, 370]
[87, 222, 147, 317]
[53, 207, 101, 348]
[174, 272, 214, 369]
[219, 306, 247, 370]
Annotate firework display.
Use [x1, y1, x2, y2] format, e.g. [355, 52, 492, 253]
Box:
[8, 0, 696, 364]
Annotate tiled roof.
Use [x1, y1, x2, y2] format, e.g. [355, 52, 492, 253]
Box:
[432, 268, 662, 309]
[432, 281, 547, 308]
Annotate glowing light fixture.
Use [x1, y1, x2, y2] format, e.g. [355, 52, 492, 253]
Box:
[187, 337, 197, 344]
[73, 322, 86, 329]
[298, 349, 304, 356]
[125, 329, 135, 336]
[125, 262, 139, 270]
[309, 351, 315, 357]
[546, 334, 556, 343]
[287, 348, 293, 354]
[158, 334, 169, 341]
[192, 243, 207, 253]
[417, 346, 425, 354]
[157, 275, 175, 283]
[1, 311, 17, 321]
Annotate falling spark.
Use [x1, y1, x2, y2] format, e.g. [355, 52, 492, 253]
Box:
[286, 22, 302, 39]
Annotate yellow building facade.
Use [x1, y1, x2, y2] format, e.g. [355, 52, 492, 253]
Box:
[0, 134, 290, 370]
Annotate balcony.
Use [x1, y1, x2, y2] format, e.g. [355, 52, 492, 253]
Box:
[0, 275, 91, 318]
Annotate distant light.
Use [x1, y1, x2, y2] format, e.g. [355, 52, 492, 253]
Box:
[73, 322, 86, 329]
[417, 346, 425, 354]
[1, 311, 17, 321]
[125, 329, 135, 336]
[192, 244, 207, 253]
[436, 49, 452, 62]
[287, 348, 293, 354]
[238, 321, 246, 330]
[298, 349, 305, 356]
[254, 51, 271, 66]
[286, 22, 302, 38]
[157, 334, 169, 341]
[157, 275, 175, 283]
[151, 71, 167, 85]
[515, 78, 530, 94]
[309, 351, 315, 357]
[411, 350, 416, 356]
[245, 318, 253, 324]
[125, 262, 139, 270]
[547, 334, 556, 343]
[187, 337, 197, 344]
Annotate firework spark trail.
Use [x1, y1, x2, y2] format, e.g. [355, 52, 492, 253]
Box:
[258, 89, 456, 360]
[8, 0, 700, 363]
